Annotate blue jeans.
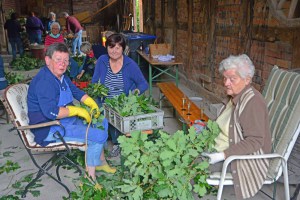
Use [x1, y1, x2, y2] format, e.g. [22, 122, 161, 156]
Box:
[72, 30, 83, 55]
[29, 33, 42, 44]
[9, 38, 24, 60]
[45, 117, 108, 166]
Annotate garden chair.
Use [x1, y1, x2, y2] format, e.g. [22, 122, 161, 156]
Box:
[1, 83, 85, 198]
[206, 66, 300, 199]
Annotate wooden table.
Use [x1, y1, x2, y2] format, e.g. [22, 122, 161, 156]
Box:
[137, 50, 183, 97]
[157, 82, 208, 130]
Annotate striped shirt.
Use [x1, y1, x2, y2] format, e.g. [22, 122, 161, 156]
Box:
[104, 65, 124, 98]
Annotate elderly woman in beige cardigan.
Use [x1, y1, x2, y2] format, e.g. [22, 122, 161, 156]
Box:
[203, 54, 272, 199]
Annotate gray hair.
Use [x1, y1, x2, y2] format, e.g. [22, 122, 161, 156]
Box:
[62, 12, 69, 17]
[80, 42, 92, 54]
[49, 12, 56, 18]
[50, 22, 60, 30]
[219, 54, 255, 79]
[46, 43, 69, 58]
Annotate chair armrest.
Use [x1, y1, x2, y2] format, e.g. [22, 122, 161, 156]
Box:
[17, 120, 61, 131]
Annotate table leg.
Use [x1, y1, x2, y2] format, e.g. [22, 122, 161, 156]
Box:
[175, 65, 179, 86]
[149, 64, 152, 97]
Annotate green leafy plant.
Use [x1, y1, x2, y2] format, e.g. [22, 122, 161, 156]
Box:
[0, 160, 20, 175]
[5, 72, 25, 84]
[68, 121, 220, 199]
[10, 54, 44, 71]
[72, 55, 85, 67]
[83, 80, 109, 100]
[104, 92, 157, 117]
[74, 103, 105, 130]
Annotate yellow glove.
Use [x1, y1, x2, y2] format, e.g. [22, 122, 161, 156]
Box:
[67, 106, 91, 123]
[83, 97, 100, 118]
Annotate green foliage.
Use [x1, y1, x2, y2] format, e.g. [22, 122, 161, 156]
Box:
[80, 73, 92, 81]
[116, 120, 220, 200]
[72, 55, 85, 67]
[74, 103, 105, 130]
[104, 92, 157, 117]
[5, 72, 25, 84]
[67, 175, 108, 200]
[0, 160, 20, 175]
[83, 80, 109, 100]
[10, 54, 44, 71]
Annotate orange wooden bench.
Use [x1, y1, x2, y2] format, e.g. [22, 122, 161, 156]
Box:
[157, 82, 208, 128]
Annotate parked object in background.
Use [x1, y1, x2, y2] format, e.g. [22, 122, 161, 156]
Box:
[149, 42, 171, 57]
[121, 32, 156, 62]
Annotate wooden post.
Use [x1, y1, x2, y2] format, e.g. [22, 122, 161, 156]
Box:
[187, 0, 193, 76]
[172, 0, 177, 55]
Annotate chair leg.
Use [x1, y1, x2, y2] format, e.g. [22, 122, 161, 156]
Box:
[291, 184, 300, 200]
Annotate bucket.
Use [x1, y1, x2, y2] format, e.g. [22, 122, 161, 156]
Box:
[30, 44, 45, 60]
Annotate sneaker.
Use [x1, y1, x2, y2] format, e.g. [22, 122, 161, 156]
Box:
[96, 164, 116, 174]
[109, 145, 120, 157]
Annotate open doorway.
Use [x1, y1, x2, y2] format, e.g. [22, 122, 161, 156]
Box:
[133, 0, 143, 32]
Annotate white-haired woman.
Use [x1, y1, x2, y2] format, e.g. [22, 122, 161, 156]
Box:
[203, 54, 272, 199]
[46, 12, 57, 33]
[44, 22, 64, 51]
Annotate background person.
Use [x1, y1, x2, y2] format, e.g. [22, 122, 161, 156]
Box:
[46, 12, 57, 33]
[0, 55, 8, 97]
[92, 33, 148, 157]
[26, 11, 44, 44]
[76, 42, 96, 79]
[44, 22, 79, 80]
[202, 54, 272, 199]
[4, 12, 24, 60]
[27, 43, 116, 179]
[62, 12, 83, 56]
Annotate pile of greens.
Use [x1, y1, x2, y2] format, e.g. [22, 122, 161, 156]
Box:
[83, 81, 109, 100]
[10, 54, 44, 71]
[5, 72, 25, 84]
[68, 120, 220, 199]
[104, 92, 157, 117]
[72, 55, 85, 67]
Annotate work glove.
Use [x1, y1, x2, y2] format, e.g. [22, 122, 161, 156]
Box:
[202, 152, 225, 164]
[83, 97, 100, 118]
[67, 106, 91, 123]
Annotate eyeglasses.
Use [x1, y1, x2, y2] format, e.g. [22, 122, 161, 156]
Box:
[52, 57, 70, 66]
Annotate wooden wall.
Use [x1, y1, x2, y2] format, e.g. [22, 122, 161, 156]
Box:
[151, 0, 300, 102]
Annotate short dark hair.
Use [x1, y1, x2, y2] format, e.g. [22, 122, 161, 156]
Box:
[11, 12, 17, 20]
[45, 43, 69, 58]
[106, 33, 126, 51]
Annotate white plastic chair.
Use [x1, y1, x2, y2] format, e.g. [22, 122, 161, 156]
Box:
[206, 66, 300, 199]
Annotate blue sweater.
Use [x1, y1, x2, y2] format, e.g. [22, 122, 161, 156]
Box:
[27, 66, 85, 146]
[92, 54, 148, 99]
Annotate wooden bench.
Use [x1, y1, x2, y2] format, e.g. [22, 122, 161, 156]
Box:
[157, 82, 208, 127]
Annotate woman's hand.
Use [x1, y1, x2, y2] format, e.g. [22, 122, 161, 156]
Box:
[76, 71, 84, 79]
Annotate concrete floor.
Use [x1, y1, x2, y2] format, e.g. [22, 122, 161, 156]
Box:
[0, 67, 299, 199]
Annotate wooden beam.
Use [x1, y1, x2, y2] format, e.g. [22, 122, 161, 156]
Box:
[277, 0, 286, 9]
[80, 0, 117, 23]
[187, 0, 193, 75]
[288, 0, 299, 18]
[172, 0, 177, 55]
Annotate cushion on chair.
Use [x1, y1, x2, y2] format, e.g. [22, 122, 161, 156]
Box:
[262, 66, 300, 180]
[4, 84, 85, 150]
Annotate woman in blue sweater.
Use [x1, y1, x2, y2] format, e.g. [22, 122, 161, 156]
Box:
[92, 33, 148, 157]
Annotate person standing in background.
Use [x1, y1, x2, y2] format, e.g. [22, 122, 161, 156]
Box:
[26, 11, 44, 44]
[62, 12, 83, 56]
[46, 12, 58, 33]
[4, 12, 24, 60]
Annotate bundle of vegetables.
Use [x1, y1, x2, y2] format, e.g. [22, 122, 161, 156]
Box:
[104, 92, 157, 117]
[10, 54, 44, 71]
[5, 72, 25, 84]
[82, 81, 109, 100]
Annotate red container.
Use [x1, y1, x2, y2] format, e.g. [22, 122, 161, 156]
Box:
[72, 81, 89, 89]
